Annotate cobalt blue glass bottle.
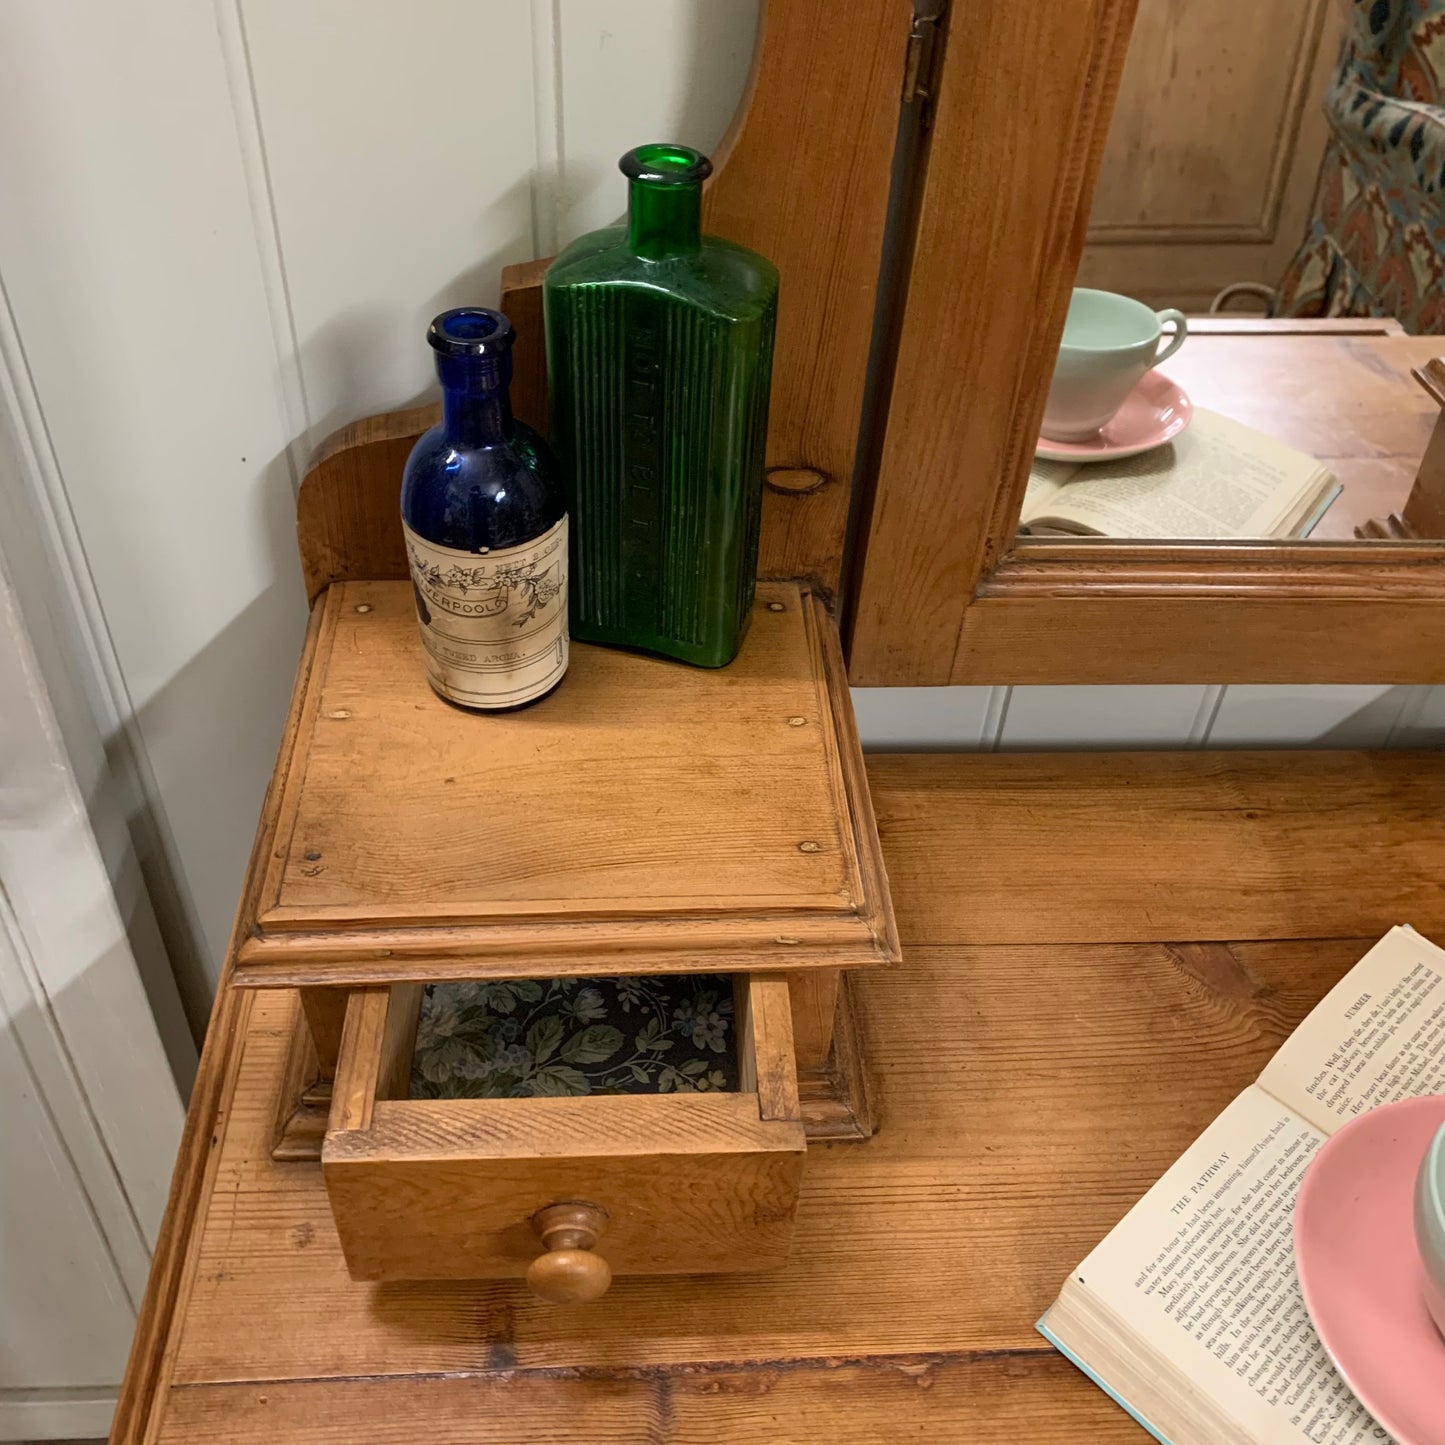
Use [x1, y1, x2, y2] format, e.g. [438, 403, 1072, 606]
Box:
[401, 308, 568, 710]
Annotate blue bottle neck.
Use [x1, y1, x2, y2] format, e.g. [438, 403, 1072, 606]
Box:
[437, 352, 514, 447]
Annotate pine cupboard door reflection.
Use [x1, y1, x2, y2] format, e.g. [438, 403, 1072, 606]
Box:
[1077, 0, 1342, 313]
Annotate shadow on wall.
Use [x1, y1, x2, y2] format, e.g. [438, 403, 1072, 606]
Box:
[115, 0, 764, 1033]
[850, 684, 1445, 753]
[554, 0, 762, 238]
[299, 176, 535, 450]
[115, 443, 308, 1036]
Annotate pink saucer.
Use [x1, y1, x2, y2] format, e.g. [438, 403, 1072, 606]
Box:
[1035, 370, 1192, 463]
[1295, 1096, 1445, 1445]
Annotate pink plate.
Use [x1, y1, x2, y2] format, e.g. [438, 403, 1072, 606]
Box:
[1035, 370, 1192, 463]
[1295, 1096, 1445, 1445]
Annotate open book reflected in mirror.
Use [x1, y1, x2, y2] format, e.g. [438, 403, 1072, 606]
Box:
[1021, 408, 1341, 540]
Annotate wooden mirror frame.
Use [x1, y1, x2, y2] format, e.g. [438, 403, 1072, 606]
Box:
[845, 0, 1445, 687]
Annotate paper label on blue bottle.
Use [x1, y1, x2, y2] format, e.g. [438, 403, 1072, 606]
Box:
[403, 516, 568, 708]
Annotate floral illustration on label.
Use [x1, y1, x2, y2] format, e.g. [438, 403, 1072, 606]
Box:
[403, 516, 568, 708]
[405, 551, 564, 626]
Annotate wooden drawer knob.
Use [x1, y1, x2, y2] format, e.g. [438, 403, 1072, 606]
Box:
[525, 1202, 612, 1305]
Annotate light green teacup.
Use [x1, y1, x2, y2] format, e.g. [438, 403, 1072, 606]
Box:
[1416, 1119, 1445, 1338]
[1042, 288, 1187, 442]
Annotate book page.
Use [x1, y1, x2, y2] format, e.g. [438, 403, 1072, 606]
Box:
[1258, 924, 1445, 1135]
[1075, 1088, 1384, 1445]
[1020, 458, 1076, 529]
[1027, 408, 1329, 540]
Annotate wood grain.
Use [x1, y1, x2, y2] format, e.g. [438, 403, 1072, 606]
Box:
[325, 989, 388, 1134]
[295, 404, 435, 604]
[845, 14, 1445, 688]
[148, 935, 1362, 1390]
[118, 750, 1427, 1441]
[497, 257, 549, 433]
[1155, 331, 1439, 542]
[375, 983, 422, 1106]
[235, 582, 897, 984]
[1400, 360, 1445, 540]
[153, 1354, 1145, 1444]
[298, 986, 348, 1078]
[952, 591, 1445, 683]
[321, 973, 804, 1284]
[857, 324, 1445, 684]
[794, 971, 877, 1142]
[783, 967, 839, 1076]
[690, 0, 910, 594]
[1078, 0, 1341, 311]
[869, 751, 1445, 946]
[848, 0, 1137, 683]
[734, 973, 801, 1123]
[304, 0, 911, 602]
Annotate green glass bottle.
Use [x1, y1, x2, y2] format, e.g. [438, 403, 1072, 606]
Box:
[543, 144, 778, 668]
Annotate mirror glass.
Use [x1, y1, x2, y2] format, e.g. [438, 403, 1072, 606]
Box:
[1019, 0, 1443, 545]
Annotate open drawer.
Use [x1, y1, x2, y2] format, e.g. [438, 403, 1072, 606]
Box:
[321, 973, 806, 1300]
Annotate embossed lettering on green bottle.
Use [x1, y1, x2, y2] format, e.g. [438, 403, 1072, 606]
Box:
[543, 144, 778, 668]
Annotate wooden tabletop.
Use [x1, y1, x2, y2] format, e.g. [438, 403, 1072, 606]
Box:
[1161, 321, 1441, 540]
[116, 749, 1445, 1442]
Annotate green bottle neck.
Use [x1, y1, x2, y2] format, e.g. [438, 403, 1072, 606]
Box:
[627, 177, 702, 260]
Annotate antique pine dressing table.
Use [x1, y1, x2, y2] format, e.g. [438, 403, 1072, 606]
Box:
[117, 0, 1445, 1440]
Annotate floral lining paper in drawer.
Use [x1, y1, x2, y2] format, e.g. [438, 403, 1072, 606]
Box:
[410, 975, 741, 1099]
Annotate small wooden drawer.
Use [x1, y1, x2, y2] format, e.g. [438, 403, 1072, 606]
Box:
[321, 974, 806, 1291]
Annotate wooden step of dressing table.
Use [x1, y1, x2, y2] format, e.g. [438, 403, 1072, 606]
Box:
[220, 420, 897, 1298]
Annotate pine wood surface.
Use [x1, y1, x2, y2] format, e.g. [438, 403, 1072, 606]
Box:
[116, 749, 1445, 1442]
[841, 0, 1445, 691]
[847, 0, 1139, 683]
[151, 1355, 1140, 1444]
[1147, 333, 1441, 541]
[1078, 0, 1342, 313]
[235, 580, 897, 984]
[143, 937, 1365, 1420]
[320, 976, 805, 1283]
[872, 750, 1445, 945]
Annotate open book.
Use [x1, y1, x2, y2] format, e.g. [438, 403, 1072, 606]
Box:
[1039, 925, 1445, 1445]
[1024, 407, 1339, 539]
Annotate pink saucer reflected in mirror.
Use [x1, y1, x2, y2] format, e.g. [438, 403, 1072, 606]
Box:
[1035, 371, 1192, 464]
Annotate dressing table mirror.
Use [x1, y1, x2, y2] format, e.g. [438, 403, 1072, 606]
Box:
[848, 0, 1445, 688]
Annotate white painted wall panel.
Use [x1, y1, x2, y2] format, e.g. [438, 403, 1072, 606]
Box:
[853, 684, 1445, 753]
[0, 0, 305, 1001]
[1206, 684, 1412, 748]
[0, 996, 132, 1395]
[1391, 685, 1445, 747]
[240, 0, 543, 450]
[556, 0, 761, 239]
[0, 566, 183, 1251]
[850, 686, 1001, 751]
[999, 684, 1216, 750]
